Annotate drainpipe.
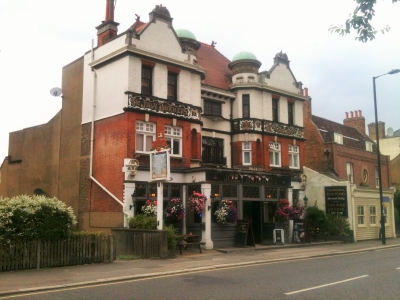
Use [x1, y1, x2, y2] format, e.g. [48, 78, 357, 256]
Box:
[89, 40, 125, 209]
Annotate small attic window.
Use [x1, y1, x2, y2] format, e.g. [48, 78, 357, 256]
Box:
[334, 133, 343, 144]
[365, 141, 373, 152]
[236, 77, 243, 84]
[248, 76, 255, 83]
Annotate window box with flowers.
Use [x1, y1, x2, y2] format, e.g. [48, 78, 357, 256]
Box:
[164, 198, 185, 224]
[188, 191, 207, 214]
[214, 200, 238, 225]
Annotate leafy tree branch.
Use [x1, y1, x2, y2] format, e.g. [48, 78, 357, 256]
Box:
[329, 0, 398, 42]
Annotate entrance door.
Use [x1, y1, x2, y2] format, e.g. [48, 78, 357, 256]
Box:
[262, 201, 276, 244]
[243, 201, 262, 244]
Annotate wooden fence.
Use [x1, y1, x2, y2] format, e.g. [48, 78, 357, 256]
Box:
[111, 228, 168, 258]
[0, 235, 114, 272]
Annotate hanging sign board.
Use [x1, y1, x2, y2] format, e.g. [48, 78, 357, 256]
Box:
[325, 186, 348, 217]
[234, 220, 255, 248]
[382, 196, 390, 207]
[150, 149, 170, 182]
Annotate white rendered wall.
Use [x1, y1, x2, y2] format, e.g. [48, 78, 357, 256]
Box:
[265, 64, 300, 94]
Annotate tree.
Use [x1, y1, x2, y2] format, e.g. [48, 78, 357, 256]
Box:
[329, 0, 398, 42]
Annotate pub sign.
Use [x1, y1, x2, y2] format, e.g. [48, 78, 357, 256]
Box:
[325, 186, 348, 217]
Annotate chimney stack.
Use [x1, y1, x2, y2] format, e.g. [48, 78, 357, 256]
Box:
[343, 110, 366, 134]
[368, 121, 386, 141]
[96, 0, 120, 47]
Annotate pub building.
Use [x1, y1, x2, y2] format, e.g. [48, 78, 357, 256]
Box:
[0, 3, 309, 248]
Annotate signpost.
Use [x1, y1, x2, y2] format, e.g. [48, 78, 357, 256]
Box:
[149, 148, 171, 230]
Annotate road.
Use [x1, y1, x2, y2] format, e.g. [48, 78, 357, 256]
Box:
[2, 247, 399, 300]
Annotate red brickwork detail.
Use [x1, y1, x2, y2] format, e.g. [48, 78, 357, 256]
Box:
[97, 30, 117, 47]
[343, 117, 365, 134]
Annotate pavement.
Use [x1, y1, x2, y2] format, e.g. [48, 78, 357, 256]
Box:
[1, 238, 400, 297]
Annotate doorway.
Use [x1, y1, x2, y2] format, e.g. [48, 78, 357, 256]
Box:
[243, 201, 277, 244]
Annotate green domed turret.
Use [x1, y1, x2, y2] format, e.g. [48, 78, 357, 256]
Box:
[232, 51, 257, 62]
[229, 51, 261, 75]
[175, 28, 201, 57]
[175, 29, 197, 41]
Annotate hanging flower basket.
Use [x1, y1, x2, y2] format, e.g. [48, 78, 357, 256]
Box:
[164, 198, 185, 223]
[150, 133, 169, 152]
[188, 191, 206, 214]
[141, 200, 157, 216]
[275, 199, 304, 222]
[214, 200, 238, 224]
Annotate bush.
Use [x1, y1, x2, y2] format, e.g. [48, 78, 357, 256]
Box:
[0, 195, 77, 242]
[325, 214, 351, 236]
[164, 224, 178, 250]
[304, 203, 327, 229]
[128, 214, 157, 229]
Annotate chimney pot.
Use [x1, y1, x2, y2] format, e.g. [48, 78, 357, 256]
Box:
[304, 88, 308, 96]
[345, 112, 349, 119]
[359, 110, 362, 116]
[350, 111, 354, 118]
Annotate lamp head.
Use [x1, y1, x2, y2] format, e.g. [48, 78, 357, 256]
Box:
[388, 69, 400, 75]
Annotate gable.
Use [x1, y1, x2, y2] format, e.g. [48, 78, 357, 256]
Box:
[138, 20, 186, 62]
[265, 63, 299, 94]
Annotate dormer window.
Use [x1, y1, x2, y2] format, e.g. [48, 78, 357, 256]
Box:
[365, 141, 373, 152]
[334, 133, 343, 144]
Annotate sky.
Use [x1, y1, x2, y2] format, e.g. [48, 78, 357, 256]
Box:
[1, 0, 400, 160]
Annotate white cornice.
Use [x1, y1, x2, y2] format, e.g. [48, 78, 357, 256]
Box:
[89, 45, 206, 76]
[230, 83, 307, 101]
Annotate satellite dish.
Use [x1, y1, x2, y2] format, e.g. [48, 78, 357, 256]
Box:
[387, 127, 394, 137]
[50, 87, 63, 97]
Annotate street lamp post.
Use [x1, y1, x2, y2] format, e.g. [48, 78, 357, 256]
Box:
[372, 69, 400, 245]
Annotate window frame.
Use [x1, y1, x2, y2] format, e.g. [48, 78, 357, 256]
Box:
[289, 144, 300, 169]
[375, 168, 379, 188]
[164, 125, 182, 156]
[334, 133, 343, 144]
[136, 121, 156, 153]
[288, 102, 294, 125]
[269, 141, 281, 167]
[141, 66, 153, 96]
[242, 142, 252, 165]
[272, 98, 279, 122]
[204, 100, 222, 116]
[370, 206, 377, 225]
[357, 205, 365, 226]
[242, 94, 250, 118]
[365, 141, 373, 152]
[167, 72, 178, 101]
[346, 162, 354, 183]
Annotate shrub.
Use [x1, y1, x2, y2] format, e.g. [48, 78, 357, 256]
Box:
[325, 214, 351, 236]
[0, 195, 77, 242]
[304, 203, 327, 229]
[128, 214, 157, 229]
[164, 224, 178, 250]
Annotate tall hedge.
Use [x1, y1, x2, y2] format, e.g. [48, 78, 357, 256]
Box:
[0, 195, 77, 241]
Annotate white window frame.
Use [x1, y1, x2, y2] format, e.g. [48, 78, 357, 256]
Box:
[242, 142, 252, 165]
[346, 163, 354, 183]
[269, 142, 281, 167]
[164, 125, 182, 156]
[136, 121, 156, 153]
[365, 141, 373, 152]
[370, 206, 377, 225]
[289, 145, 299, 169]
[375, 168, 379, 188]
[357, 205, 365, 226]
[334, 133, 343, 144]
